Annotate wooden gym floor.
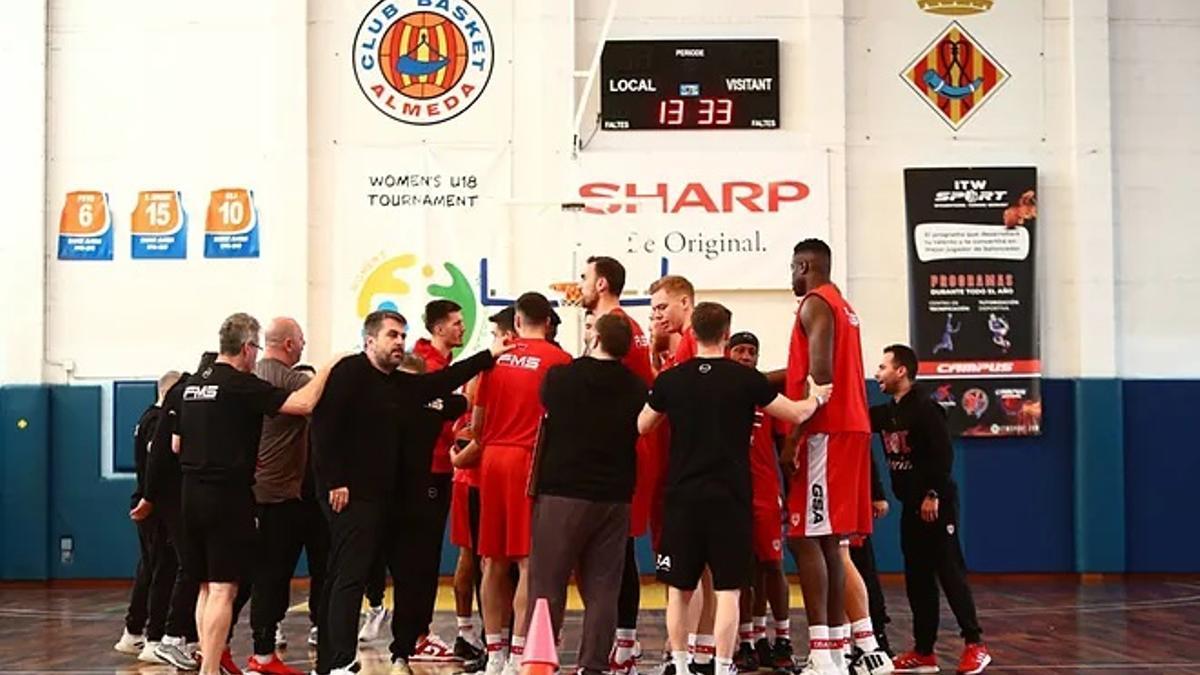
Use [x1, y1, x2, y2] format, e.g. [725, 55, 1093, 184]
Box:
[1, 576, 1199, 674]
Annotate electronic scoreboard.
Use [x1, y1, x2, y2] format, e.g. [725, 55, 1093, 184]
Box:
[599, 39, 780, 130]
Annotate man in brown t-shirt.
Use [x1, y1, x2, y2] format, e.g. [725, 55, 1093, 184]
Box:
[246, 317, 315, 674]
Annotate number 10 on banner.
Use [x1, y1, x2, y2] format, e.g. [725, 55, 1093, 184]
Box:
[205, 188, 260, 258]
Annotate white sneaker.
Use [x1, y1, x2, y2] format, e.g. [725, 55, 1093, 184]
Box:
[308, 626, 319, 647]
[853, 649, 896, 675]
[113, 629, 144, 655]
[137, 640, 165, 664]
[276, 626, 288, 649]
[484, 656, 507, 675]
[411, 633, 461, 663]
[501, 656, 521, 675]
[358, 606, 389, 642]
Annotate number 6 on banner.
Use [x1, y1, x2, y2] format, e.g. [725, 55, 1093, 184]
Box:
[205, 188, 260, 258]
[58, 191, 113, 260]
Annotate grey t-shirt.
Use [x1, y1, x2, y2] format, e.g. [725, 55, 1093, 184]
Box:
[252, 358, 311, 502]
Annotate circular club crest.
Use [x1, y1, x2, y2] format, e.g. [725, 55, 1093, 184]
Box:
[352, 0, 494, 125]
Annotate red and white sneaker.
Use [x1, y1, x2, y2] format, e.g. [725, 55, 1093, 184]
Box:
[891, 650, 939, 674]
[220, 647, 245, 675]
[411, 634, 462, 663]
[246, 653, 304, 675]
[608, 638, 640, 675]
[956, 643, 991, 675]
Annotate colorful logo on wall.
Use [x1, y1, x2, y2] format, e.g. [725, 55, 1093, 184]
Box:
[356, 253, 478, 355]
[900, 21, 1009, 130]
[205, 188, 259, 258]
[352, 0, 494, 125]
[58, 191, 113, 260]
[916, 0, 993, 15]
[131, 191, 187, 259]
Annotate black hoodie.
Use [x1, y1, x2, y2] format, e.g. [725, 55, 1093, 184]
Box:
[534, 356, 648, 503]
[869, 384, 955, 506]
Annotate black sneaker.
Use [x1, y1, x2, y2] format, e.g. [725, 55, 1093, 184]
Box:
[734, 642, 760, 672]
[690, 661, 716, 675]
[661, 663, 677, 675]
[454, 637, 485, 662]
[769, 638, 794, 670]
[754, 638, 773, 669]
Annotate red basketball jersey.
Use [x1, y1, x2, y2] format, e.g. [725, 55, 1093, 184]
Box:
[476, 337, 572, 448]
[786, 283, 870, 434]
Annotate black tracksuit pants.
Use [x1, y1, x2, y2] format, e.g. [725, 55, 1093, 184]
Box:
[899, 497, 982, 654]
[124, 513, 176, 641]
[389, 472, 453, 660]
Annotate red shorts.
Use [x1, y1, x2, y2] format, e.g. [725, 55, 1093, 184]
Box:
[478, 443, 533, 559]
[752, 499, 784, 562]
[449, 479, 473, 549]
[629, 434, 662, 538]
[786, 432, 872, 538]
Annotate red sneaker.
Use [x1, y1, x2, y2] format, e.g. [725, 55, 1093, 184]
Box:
[220, 647, 244, 675]
[956, 643, 991, 674]
[892, 650, 939, 674]
[411, 634, 461, 663]
[245, 653, 304, 675]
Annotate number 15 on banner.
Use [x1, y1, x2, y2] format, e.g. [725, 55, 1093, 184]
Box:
[205, 188, 260, 258]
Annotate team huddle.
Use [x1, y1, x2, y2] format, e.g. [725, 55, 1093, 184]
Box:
[113, 238, 991, 675]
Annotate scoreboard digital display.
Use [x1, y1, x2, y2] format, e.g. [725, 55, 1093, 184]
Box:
[600, 39, 779, 131]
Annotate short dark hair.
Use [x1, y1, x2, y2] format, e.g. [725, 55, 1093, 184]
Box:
[594, 313, 633, 359]
[363, 309, 407, 337]
[793, 238, 832, 258]
[692, 302, 732, 345]
[587, 256, 626, 296]
[488, 306, 516, 334]
[515, 292, 553, 326]
[885, 344, 919, 381]
[423, 299, 462, 332]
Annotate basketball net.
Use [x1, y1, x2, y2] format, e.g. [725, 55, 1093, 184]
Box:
[548, 281, 583, 308]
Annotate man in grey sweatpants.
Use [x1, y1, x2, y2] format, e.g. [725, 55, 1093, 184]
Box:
[525, 313, 649, 675]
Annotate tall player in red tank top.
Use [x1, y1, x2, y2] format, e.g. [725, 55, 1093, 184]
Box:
[781, 239, 874, 675]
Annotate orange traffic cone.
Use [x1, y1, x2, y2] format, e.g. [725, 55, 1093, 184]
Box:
[521, 598, 558, 675]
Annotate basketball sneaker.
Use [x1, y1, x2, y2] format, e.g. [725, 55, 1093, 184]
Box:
[246, 653, 304, 675]
[219, 646, 244, 675]
[412, 634, 461, 662]
[501, 655, 520, 675]
[851, 648, 895, 675]
[137, 640, 165, 664]
[753, 637, 772, 669]
[114, 629, 144, 655]
[733, 642, 758, 672]
[155, 637, 200, 671]
[955, 643, 990, 674]
[891, 651, 938, 674]
[769, 638, 794, 670]
[358, 606, 389, 642]
[455, 635, 485, 662]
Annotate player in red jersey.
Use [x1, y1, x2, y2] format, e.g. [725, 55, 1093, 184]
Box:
[458, 293, 572, 675]
[450, 308, 518, 668]
[780, 239, 873, 675]
[580, 256, 656, 675]
[726, 332, 795, 672]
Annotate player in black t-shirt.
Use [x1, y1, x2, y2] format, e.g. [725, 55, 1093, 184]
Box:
[637, 302, 831, 675]
[175, 313, 341, 675]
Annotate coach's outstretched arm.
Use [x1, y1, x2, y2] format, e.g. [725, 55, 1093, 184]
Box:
[764, 376, 832, 425]
[400, 332, 515, 403]
[278, 353, 348, 416]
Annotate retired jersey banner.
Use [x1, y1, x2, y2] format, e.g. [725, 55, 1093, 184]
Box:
[58, 191, 113, 260]
[903, 167, 1041, 437]
[205, 188, 259, 258]
[131, 191, 187, 259]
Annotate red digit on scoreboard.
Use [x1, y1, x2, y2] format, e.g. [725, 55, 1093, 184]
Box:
[716, 98, 733, 125]
[657, 98, 684, 126]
